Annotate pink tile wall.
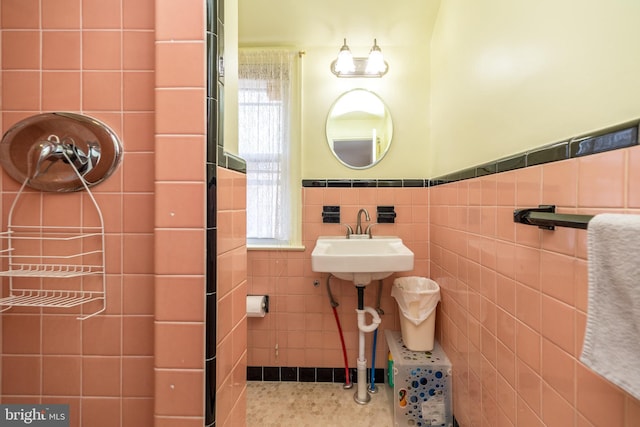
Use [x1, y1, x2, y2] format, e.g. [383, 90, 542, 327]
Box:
[0, 12, 3, 381]
[1, 0, 212, 425]
[1, 0, 156, 425]
[247, 186, 430, 370]
[216, 167, 248, 427]
[154, 0, 208, 425]
[430, 146, 640, 427]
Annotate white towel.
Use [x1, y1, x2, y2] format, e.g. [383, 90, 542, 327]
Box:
[581, 213, 640, 400]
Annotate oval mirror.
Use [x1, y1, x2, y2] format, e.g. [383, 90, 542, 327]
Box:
[325, 89, 393, 169]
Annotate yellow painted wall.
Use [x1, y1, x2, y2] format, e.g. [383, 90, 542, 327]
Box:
[224, 0, 239, 154]
[238, 0, 640, 179]
[430, 0, 640, 176]
[238, 0, 441, 179]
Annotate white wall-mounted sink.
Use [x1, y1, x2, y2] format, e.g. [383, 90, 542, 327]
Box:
[311, 236, 414, 285]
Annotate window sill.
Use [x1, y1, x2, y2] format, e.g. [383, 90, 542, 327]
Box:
[246, 239, 306, 252]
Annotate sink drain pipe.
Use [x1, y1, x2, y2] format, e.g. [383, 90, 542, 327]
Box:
[355, 285, 381, 404]
[326, 274, 352, 389]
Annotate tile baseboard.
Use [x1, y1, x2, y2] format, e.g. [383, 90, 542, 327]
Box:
[247, 366, 386, 384]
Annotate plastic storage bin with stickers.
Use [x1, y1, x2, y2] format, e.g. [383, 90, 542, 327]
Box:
[388, 277, 452, 427]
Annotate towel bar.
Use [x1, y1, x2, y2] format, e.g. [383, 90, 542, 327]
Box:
[513, 205, 594, 230]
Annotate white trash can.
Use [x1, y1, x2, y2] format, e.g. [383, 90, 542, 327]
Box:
[392, 277, 441, 351]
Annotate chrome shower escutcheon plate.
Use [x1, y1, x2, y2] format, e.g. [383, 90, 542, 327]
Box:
[0, 112, 123, 192]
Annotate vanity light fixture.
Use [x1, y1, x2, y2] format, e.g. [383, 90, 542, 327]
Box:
[331, 38, 389, 78]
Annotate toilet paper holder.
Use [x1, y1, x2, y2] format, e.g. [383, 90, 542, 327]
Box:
[246, 295, 269, 317]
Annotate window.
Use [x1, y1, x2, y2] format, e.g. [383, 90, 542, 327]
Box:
[238, 49, 301, 247]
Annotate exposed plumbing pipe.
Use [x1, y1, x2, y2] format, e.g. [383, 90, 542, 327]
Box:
[369, 279, 385, 393]
[326, 274, 352, 389]
[369, 328, 379, 393]
[355, 286, 381, 404]
[356, 306, 381, 333]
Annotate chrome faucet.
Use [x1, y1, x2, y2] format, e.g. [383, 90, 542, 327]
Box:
[355, 208, 370, 235]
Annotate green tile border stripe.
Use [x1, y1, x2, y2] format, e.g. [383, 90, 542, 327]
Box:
[302, 179, 427, 188]
[219, 150, 247, 173]
[222, 119, 639, 184]
[430, 119, 638, 186]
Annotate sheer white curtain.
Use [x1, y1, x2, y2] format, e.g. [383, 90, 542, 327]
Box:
[238, 49, 297, 243]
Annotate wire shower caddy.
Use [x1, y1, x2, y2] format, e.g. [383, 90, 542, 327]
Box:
[0, 153, 106, 320]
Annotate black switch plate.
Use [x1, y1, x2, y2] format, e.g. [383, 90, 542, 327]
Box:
[322, 205, 340, 223]
[377, 205, 396, 223]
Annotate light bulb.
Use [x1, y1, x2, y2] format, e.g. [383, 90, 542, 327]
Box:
[366, 39, 386, 74]
[334, 39, 355, 74]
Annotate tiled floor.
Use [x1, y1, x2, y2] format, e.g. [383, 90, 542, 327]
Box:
[246, 381, 394, 427]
